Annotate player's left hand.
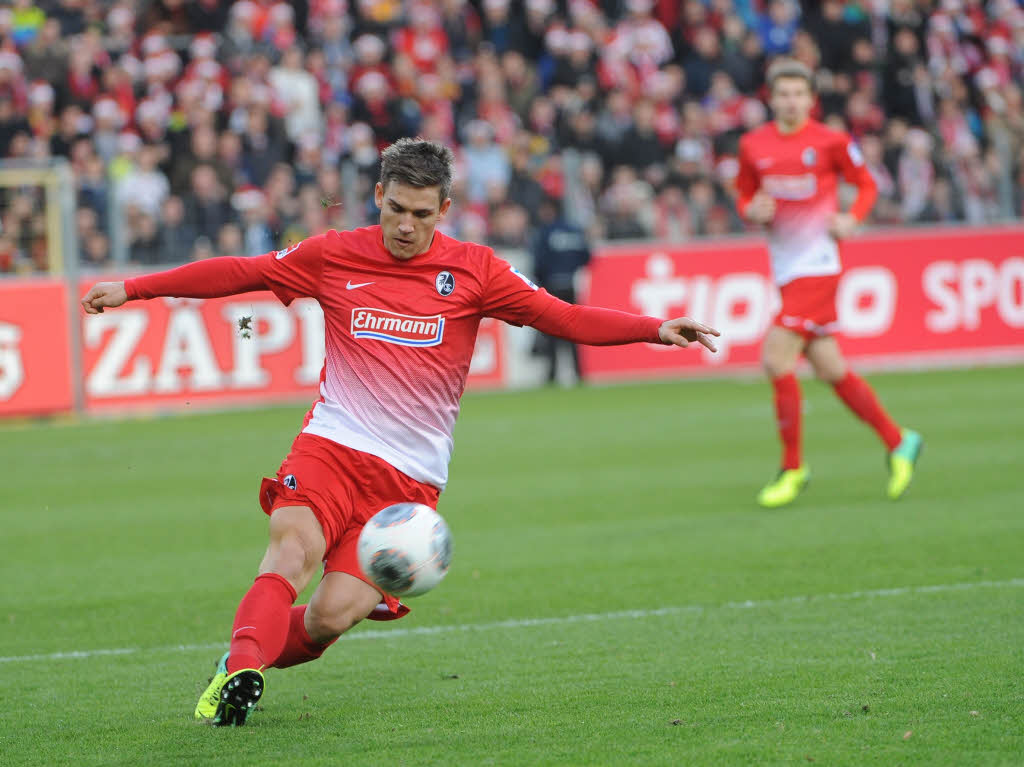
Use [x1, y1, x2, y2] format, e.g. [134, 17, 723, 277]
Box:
[829, 213, 858, 240]
[659, 317, 720, 352]
[81, 281, 128, 314]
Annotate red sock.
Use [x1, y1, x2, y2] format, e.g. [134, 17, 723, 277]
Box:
[271, 605, 338, 669]
[772, 373, 802, 470]
[832, 372, 902, 450]
[227, 572, 297, 673]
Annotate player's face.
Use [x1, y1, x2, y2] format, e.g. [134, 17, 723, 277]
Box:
[770, 77, 814, 129]
[376, 181, 451, 260]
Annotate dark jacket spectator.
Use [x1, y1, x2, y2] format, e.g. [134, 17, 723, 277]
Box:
[129, 213, 164, 265]
[184, 165, 236, 243]
[884, 28, 925, 124]
[530, 198, 592, 383]
[158, 196, 200, 264]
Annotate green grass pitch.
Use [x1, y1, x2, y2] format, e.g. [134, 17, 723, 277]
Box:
[1, 366, 1022, 766]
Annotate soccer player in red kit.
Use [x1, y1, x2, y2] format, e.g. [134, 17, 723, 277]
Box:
[81, 139, 719, 726]
[735, 60, 922, 508]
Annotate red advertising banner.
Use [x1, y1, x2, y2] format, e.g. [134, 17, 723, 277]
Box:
[0, 279, 74, 417]
[2, 227, 1021, 419]
[80, 285, 506, 413]
[80, 289, 323, 412]
[581, 226, 1024, 379]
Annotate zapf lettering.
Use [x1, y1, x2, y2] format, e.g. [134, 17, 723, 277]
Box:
[351, 308, 445, 347]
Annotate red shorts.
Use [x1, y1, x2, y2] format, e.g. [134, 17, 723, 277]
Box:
[773, 274, 841, 341]
[258, 433, 440, 621]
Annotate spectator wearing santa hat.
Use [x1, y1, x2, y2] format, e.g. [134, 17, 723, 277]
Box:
[25, 80, 54, 136]
[118, 142, 170, 220]
[0, 50, 29, 112]
[350, 69, 406, 150]
[393, 2, 449, 74]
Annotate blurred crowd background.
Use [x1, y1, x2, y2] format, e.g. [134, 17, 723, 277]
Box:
[0, 0, 1022, 274]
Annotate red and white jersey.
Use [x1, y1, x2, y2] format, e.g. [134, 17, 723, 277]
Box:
[736, 120, 877, 287]
[124, 227, 662, 490]
[261, 226, 556, 490]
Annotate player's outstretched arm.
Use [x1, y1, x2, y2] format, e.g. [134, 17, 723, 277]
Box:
[482, 254, 718, 351]
[829, 136, 878, 239]
[80, 254, 277, 314]
[530, 300, 719, 351]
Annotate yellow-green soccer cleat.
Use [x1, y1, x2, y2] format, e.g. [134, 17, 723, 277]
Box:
[887, 429, 923, 500]
[757, 466, 810, 508]
[194, 653, 265, 726]
[211, 668, 265, 726]
[194, 652, 229, 722]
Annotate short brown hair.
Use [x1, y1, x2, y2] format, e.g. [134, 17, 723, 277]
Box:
[767, 59, 814, 92]
[379, 138, 455, 204]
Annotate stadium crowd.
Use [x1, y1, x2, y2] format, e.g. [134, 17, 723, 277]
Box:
[0, 0, 1022, 273]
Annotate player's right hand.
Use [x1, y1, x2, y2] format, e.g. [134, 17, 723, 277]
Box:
[81, 281, 128, 314]
[745, 192, 776, 224]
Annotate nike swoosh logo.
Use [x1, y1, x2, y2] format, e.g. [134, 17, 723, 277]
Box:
[346, 281, 374, 290]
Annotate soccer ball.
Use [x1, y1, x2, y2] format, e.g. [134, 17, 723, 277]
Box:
[357, 503, 453, 597]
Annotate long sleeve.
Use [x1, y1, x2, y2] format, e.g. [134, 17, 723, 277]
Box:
[124, 255, 271, 300]
[530, 297, 663, 346]
[833, 136, 878, 222]
[734, 135, 760, 218]
[125, 233, 327, 305]
[480, 249, 663, 344]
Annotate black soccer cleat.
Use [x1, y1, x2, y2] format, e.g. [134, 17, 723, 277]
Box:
[212, 669, 265, 727]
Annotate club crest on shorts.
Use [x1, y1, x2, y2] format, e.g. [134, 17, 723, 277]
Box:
[283, 474, 297, 490]
[802, 147, 817, 167]
[435, 271, 455, 296]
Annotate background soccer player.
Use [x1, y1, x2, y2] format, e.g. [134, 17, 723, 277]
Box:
[81, 139, 719, 726]
[735, 60, 923, 509]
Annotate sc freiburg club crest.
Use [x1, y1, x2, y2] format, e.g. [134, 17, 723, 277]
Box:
[435, 271, 455, 296]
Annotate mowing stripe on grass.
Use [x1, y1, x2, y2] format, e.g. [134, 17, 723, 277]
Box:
[2, 577, 1021, 665]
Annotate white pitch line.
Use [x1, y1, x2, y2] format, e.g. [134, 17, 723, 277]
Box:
[2, 578, 1021, 665]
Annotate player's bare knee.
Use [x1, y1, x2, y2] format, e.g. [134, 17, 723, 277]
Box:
[303, 607, 337, 644]
[266, 509, 325, 574]
[261, 530, 323, 586]
[305, 604, 364, 643]
[762, 355, 794, 379]
[812, 361, 845, 384]
[807, 346, 847, 383]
